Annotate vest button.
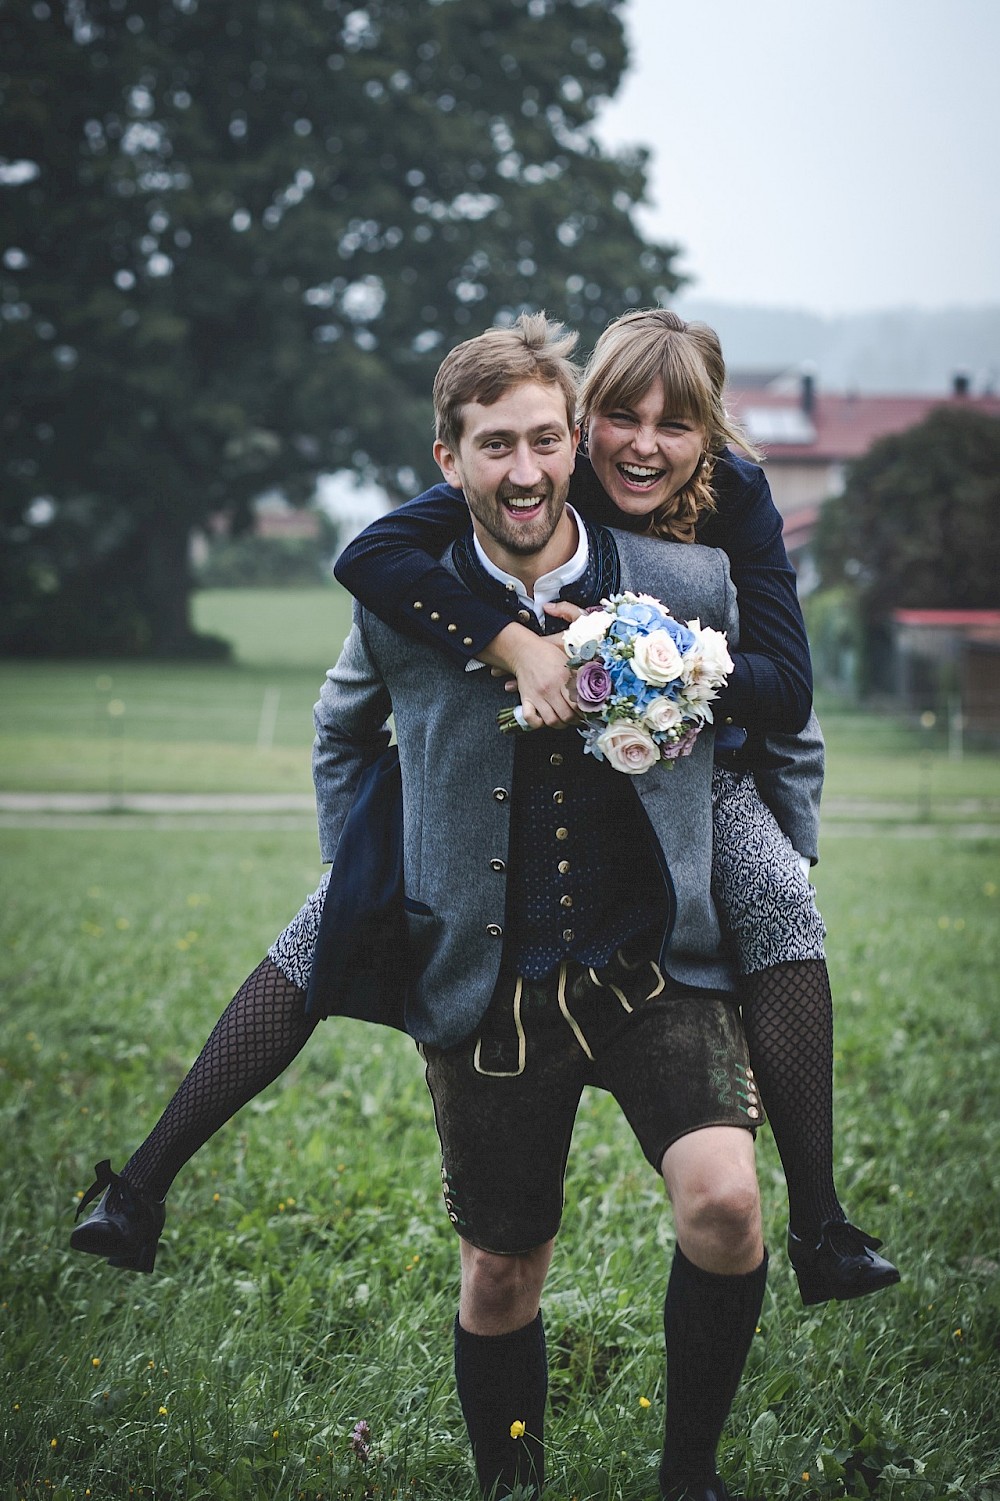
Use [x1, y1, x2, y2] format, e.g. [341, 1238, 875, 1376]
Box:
[560, 894, 573, 908]
[412, 600, 424, 610]
[552, 790, 565, 804]
[517, 609, 532, 624]
[492, 787, 508, 802]
[562, 928, 574, 942]
[490, 858, 506, 872]
[430, 611, 440, 621]
[447, 623, 457, 632]
[555, 826, 569, 840]
[558, 860, 570, 874]
[463, 636, 473, 646]
[549, 753, 563, 767]
[486, 923, 503, 938]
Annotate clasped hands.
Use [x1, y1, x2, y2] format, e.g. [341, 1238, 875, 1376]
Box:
[480, 601, 584, 731]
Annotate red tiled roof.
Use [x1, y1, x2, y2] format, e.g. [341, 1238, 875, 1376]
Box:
[728, 389, 1000, 461]
[893, 610, 1000, 628]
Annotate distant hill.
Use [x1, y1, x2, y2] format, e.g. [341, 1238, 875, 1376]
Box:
[672, 298, 1000, 395]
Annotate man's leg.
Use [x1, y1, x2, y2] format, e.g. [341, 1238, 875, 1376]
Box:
[658, 1127, 767, 1500]
[455, 1238, 554, 1499]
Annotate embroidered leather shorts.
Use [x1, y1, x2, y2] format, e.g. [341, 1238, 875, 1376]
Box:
[421, 942, 763, 1254]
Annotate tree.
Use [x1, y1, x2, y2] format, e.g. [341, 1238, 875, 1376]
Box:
[1, 0, 683, 656]
[813, 406, 1000, 688]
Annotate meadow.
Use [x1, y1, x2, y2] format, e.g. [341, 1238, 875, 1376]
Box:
[2, 588, 999, 1500]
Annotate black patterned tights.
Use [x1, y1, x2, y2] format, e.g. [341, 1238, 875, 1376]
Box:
[122, 959, 316, 1201]
[741, 958, 847, 1238]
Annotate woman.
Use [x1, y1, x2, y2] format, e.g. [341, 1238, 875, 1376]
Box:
[72, 310, 897, 1305]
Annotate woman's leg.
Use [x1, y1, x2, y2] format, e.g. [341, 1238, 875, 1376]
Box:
[121, 957, 315, 1199]
[72, 883, 327, 1269]
[711, 770, 898, 1302]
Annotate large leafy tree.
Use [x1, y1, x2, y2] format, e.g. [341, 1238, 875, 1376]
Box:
[815, 407, 1000, 612]
[1, 0, 682, 655]
[813, 406, 1000, 689]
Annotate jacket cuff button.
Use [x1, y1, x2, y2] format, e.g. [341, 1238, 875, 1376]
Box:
[486, 924, 503, 938]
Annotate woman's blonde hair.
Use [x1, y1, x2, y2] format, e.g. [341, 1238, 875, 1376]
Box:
[579, 308, 760, 542]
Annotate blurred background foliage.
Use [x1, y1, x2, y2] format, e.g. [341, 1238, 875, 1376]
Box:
[1, 0, 681, 657]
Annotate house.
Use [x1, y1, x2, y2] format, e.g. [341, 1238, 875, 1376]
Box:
[725, 372, 1000, 528]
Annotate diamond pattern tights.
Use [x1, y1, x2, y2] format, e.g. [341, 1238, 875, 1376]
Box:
[122, 959, 316, 1201]
[741, 958, 847, 1238]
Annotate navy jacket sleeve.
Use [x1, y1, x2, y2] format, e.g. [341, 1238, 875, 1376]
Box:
[696, 452, 813, 733]
[333, 485, 512, 665]
[334, 453, 812, 731]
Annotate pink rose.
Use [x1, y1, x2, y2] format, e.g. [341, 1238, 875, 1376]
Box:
[595, 722, 660, 775]
[631, 629, 684, 686]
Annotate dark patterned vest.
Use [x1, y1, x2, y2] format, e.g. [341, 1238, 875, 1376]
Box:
[453, 521, 670, 980]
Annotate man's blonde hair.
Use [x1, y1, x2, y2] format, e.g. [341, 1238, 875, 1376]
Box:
[433, 312, 580, 451]
[579, 308, 759, 543]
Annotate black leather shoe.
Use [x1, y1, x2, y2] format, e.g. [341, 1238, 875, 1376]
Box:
[788, 1219, 900, 1306]
[70, 1160, 166, 1273]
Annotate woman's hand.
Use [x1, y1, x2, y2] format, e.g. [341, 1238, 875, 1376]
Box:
[479, 621, 579, 729]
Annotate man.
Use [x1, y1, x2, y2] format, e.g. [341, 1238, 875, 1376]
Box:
[309, 313, 767, 1501]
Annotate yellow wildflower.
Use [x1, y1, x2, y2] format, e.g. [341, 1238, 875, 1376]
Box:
[50, 1439, 58, 1449]
[638, 1396, 651, 1409]
[92, 1357, 101, 1368]
[509, 1420, 526, 1439]
[158, 1406, 168, 1416]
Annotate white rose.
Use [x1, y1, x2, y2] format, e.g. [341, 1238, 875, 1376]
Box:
[595, 722, 661, 775]
[644, 697, 684, 733]
[631, 629, 683, 685]
[563, 609, 615, 658]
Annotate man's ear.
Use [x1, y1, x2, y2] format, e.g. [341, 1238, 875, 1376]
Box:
[433, 438, 463, 490]
[569, 423, 581, 472]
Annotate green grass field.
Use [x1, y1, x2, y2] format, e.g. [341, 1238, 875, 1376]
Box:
[2, 591, 1000, 1500]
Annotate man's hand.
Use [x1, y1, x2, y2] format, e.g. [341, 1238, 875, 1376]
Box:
[479, 621, 578, 729]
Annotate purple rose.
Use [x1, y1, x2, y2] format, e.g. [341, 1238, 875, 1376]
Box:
[660, 726, 701, 761]
[575, 659, 613, 709]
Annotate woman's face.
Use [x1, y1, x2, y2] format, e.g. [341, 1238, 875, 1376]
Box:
[586, 375, 706, 518]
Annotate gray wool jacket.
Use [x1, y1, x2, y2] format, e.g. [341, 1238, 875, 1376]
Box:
[313, 527, 751, 1050]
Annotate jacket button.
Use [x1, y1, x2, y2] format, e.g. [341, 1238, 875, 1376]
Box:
[490, 858, 506, 872]
[430, 611, 440, 621]
[492, 787, 508, 802]
[555, 826, 569, 840]
[549, 753, 563, 767]
[412, 600, 424, 610]
[486, 923, 503, 938]
[447, 623, 457, 632]
[724, 716, 733, 725]
[463, 636, 473, 646]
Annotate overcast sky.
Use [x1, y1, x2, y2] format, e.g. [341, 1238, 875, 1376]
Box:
[593, 0, 1000, 316]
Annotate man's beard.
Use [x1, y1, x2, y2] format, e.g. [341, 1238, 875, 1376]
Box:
[465, 478, 569, 557]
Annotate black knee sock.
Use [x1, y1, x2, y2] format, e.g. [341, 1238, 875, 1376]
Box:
[454, 1312, 546, 1499]
[742, 958, 847, 1238]
[121, 959, 316, 1201]
[659, 1246, 768, 1497]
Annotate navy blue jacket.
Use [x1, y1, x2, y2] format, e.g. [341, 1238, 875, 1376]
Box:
[334, 450, 812, 737]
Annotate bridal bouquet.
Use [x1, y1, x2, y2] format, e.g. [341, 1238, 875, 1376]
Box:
[497, 591, 733, 775]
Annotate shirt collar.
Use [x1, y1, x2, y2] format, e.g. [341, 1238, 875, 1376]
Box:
[472, 505, 589, 624]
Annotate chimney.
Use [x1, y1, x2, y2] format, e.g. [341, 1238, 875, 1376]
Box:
[800, 366, 816, 416]
[952, 372, 970, 397]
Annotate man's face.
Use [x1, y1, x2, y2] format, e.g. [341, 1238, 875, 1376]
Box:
[433, 380, 579, 568]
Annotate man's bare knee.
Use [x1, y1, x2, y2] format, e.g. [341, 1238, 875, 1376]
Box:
[459, 1239, 553, 1335]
